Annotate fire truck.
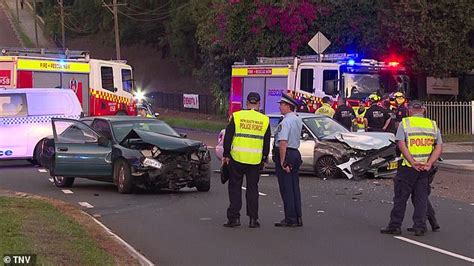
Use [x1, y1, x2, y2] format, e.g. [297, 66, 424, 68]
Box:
[0, 48, 136, 116]
[229, 53, 410, 114]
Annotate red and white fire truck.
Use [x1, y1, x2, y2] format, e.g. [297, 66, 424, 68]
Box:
[0, 48, 136, 116]
[229, 53, 410, 114]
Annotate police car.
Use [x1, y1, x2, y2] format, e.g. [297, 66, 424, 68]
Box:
[0, 88, 82, 163]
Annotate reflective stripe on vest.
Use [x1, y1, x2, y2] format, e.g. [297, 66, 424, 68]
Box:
[355, 108, 367, 129]
[230, 110, 269, 165]
[401, 116, 437, 167]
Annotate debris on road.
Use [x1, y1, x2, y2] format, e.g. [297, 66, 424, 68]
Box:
[381, 200, 394, 204]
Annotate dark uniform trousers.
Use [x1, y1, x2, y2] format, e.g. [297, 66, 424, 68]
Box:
[389, 166, 430, 230]
[227, 159, 261, 220]
[412, 167, 438, 226]
[274, 148, 303, 224]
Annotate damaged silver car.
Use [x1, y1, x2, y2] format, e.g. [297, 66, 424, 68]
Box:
[216, 113, 398, 180]
[39, 117, 211, 193]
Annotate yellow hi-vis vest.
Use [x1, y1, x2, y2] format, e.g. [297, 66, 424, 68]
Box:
[315, 103, 335, 117]
[401, 116, 438, 167]
[355, 108, 366, 129]
[230, 109, 269, 165]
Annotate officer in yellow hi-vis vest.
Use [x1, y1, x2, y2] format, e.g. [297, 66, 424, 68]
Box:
[315, 96, 335, 117]
[222, 92, 271, 228]
[381, 101, 443, 237]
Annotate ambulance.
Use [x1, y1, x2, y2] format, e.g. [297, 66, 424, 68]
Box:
[0, 47, 136, 116]
[229, 53, 410, 114]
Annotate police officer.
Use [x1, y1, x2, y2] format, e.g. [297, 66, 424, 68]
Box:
[333, 98, 356, 130]
[222, 92, 271, 228]
[274, 94, 303, 227]
[315, 96, 335, 117]
[383, 100, 397, 134]
[137, 104, 154, 118]
[393, 92, 408, 129]
[381, 100, 443, 236]
[364, 93, 391, 132]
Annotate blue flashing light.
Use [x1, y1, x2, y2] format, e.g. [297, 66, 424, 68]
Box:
[347, 59, 355, 66]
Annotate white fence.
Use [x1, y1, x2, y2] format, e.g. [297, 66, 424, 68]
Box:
[424, 101, 474, 135]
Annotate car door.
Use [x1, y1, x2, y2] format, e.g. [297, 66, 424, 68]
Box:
[299, 125, 315, 171]
[52, 118, 112, 178]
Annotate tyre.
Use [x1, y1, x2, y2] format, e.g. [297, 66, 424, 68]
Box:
[315, 156, 341, 179]
[195, 163, 211, 192]
[116, 110, 127, 116]
[53, 176, 75, 187]
[31, 139, 46, 166]
[114, 159, 133, 194]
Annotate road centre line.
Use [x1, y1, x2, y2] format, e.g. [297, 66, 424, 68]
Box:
[62, 189, 73, 194]
[394, 236, 474, 263]
[241, 186, 267, 196]
[78, 202, 94, 209]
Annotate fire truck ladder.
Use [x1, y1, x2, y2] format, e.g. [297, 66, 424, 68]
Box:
[0, 47, 90, 60]
[256, 53, 359, 64]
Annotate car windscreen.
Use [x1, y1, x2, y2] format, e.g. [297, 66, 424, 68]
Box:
[303, 116, 349, 139]
[111, 120, 180, 141]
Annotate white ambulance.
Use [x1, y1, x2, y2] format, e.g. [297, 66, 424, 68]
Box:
[0, 88, 82, 162]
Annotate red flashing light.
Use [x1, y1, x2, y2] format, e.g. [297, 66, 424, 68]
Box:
[388, 61, 400, 67]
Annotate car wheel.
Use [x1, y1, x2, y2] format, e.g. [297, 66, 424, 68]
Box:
[115, 159, 133, 194]
[315, 156, 341, 179]
[195, 163, 211, 192]
[53, 176, 75, 187]
[116, 110, 127, 116]
[31, 139, 46, 166]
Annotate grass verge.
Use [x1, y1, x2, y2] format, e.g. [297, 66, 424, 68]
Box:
[442, 134, 473, 143]
[161, 116, 227, 132]
[0, 196, 114, 265]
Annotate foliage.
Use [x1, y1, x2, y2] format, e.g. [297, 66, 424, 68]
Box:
[382, 0, 474, 77]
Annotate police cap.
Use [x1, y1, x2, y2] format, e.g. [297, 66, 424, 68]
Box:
[278, 93, 298, 107]
[408, 100, 424, 109]
[247, 92, 261, 104]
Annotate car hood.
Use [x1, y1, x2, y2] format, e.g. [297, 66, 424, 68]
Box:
[120, 129, 203, 152]
[323, 132, 395, 150]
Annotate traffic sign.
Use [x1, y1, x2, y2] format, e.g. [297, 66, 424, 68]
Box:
[308, 32, 330, 54]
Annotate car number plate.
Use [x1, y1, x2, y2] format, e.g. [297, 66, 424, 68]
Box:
[144, 158, 162, 169]
[387, 161, 398, 170]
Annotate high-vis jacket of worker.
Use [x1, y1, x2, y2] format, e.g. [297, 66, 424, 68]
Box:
[401, 116, 438, 167]
[230, 110, 269, 165]
[315, 103, 335, 117]
[355, 108, 367, 129]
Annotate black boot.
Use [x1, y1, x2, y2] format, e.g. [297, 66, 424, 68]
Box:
[414, 228, 426, 236]
[274, 219, 298, 227]
[249, 218, 260, 228]
[223, 218, 241, 228]
[297, 217, 303, 227]
[430, 222, 440, 232]
[380, 227, 402, 235]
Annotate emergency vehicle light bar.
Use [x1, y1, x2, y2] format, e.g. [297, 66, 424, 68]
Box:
[0, 47, 89, 60]
[256, 53, 359, 64]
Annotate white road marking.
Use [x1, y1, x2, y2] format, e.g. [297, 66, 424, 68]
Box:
[87, 212, 154, 265]
[317, 210, 325, 213]
[62, 189, 73, 194]
[241, 186, 267, 196]
[38, 169, 47, 172]
[78, 202, 94, 209]
[261, 174, 270, 177]
[199, 217, 212, 221]
[48, 178, 54, 183]
[394, 236, 474, 263]
[470, 203, 474, 206]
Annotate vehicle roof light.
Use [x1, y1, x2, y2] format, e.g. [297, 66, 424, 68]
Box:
[347, 59, 355, 66]
[388, 61, 400, 67]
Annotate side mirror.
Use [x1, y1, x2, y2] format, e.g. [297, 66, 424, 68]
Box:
[98, 136, 109, 147]
[302, 132, 311, 140]
[179, 133, 187, 138]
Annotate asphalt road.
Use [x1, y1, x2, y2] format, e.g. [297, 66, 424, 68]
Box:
[0, 153, 473, 266]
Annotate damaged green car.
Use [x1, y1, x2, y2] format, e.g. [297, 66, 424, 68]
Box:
[39, 117, 211, 193]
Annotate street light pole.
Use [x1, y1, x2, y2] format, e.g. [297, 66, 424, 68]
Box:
[60, 0, 65, 49]
[113, 0, 121, 60]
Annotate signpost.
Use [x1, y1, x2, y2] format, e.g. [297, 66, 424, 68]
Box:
[308, 32, 331, 59]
